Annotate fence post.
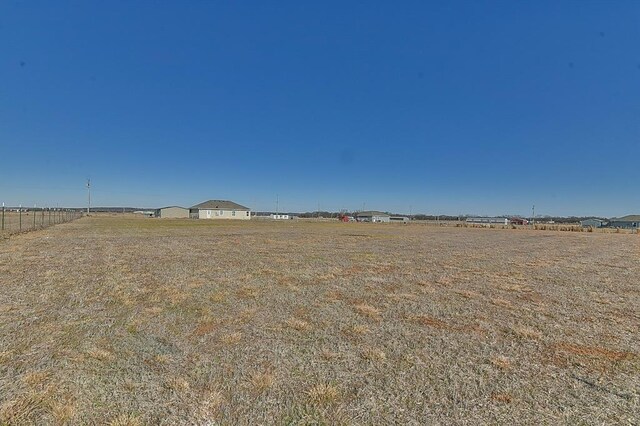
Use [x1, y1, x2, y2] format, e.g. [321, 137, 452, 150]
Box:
[48, 209, 51, 225]
[19, 207, 22, 231]
[1, 203, 4, 231]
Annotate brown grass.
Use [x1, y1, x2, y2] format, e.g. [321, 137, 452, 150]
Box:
[490, 356, 512, 370]
[285, 318, 311, 332]
[553, 342, 635, 361]
[491, 393, 513, 403]
[249, 371, 275, 393]
[0, 216, 637, 424]
[353, 303, 381, 320]
[307, 383, 340, 405]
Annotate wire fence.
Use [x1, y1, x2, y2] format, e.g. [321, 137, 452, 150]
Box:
[0, 206, 83, 236]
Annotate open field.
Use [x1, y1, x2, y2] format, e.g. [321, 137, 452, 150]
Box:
[0, 216, 638, 424]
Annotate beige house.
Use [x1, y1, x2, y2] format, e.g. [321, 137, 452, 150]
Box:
[190, 200, 251, 220]
[155, 206, 189, 218]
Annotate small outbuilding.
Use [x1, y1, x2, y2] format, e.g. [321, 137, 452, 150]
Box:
[155, 206, 189, 219]
[356, 211, 391, 223]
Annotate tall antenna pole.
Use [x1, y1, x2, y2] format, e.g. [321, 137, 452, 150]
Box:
[86, 179, 91, 216]
[276, 194, 279, 214]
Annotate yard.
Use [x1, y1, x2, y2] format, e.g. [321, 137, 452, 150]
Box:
[0, 216, 638, 424]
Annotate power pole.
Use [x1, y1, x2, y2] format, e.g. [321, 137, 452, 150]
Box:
[86, 179, 91, 216]
[531, 205, 535, 227]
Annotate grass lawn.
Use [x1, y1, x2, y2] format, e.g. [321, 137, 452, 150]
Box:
[0, 216, 638, 424]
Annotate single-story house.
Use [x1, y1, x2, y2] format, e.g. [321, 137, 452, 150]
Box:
[580, 218, 606, 228]
[608, 215, 640, 229]
[356, 211, 391, 223]
[190, 200, 251, 220]
[155, 206, 189, 219]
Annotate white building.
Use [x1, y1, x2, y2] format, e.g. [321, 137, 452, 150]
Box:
[270, 214, 289, 220]
[189, 200, 251, 220]
[356, 211, 391, 223]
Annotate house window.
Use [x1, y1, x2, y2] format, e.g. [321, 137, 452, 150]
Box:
[246, 211, 249, 216]
[232, 210, 236, 216]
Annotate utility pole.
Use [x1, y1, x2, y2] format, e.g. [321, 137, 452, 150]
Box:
[86, 179, 91, 216]
[276, 194, 279, 215]
[531, 205, 535, 227]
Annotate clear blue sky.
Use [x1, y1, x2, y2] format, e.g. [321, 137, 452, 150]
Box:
[1, 1, 639, 216]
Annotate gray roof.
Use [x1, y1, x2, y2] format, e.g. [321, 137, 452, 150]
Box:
[156, 206, 188, 210]
[191, 200, 250, 210]
[356, 211, 390, 217]
[611, 215, 640, 222]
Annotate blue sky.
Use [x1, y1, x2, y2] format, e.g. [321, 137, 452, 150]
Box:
[1, 1, 639, 216]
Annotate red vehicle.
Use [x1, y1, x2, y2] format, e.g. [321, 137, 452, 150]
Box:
[338, 214, 355, 222]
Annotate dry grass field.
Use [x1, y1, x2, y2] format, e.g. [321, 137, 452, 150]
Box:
[0, 216, 638, 425]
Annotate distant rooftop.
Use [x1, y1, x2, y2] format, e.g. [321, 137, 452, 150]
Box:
[190, 200, 250, 210]
[612, 215, 640, 222]
[356, 211, 390, 217]
[156, 206, 187, 210]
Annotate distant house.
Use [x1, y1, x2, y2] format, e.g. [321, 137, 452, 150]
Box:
[270, 214, 290, 220]
[580, 218, 606, 228]
[608, 215, 640, 229]
[190, 200, 251, 220]
[466, 217, 509, 225]
[356, 211, 390, 223]
[155, 206, 189, 219]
